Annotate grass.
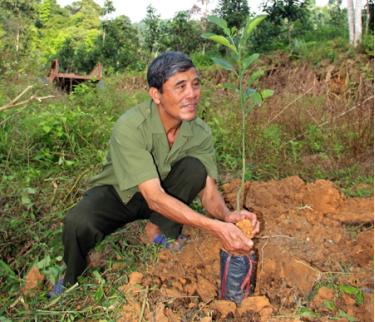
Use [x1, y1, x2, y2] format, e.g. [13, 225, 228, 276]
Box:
[2, 221, 159, 321]
[296, 275, 365, 322]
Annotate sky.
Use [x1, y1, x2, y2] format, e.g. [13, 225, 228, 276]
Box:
[57, 0, 330, 24]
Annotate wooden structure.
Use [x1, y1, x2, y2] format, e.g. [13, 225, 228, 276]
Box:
[47, 59, 102, 92]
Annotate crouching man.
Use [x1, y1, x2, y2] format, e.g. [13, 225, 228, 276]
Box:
[50, 51, 259, 296]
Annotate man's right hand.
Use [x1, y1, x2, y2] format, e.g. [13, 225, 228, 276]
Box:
[216, 221, 254, 254]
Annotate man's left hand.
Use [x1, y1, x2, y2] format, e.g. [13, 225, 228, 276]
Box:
[224, 210, 260, 238]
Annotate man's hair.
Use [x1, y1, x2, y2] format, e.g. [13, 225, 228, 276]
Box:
[147, 51, 195, 93]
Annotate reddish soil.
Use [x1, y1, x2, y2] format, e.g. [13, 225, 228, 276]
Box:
[117, 177, 373, 321]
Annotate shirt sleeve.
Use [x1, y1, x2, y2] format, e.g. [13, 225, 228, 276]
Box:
[110, 120, 159, 191]
[187, 130, 219, 182]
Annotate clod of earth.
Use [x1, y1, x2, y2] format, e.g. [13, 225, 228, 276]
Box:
[235, 218, 253, 238]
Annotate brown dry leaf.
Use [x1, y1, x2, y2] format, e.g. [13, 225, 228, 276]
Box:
[23, 266, 45, 294]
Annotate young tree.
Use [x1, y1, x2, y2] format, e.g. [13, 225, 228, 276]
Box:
[96, 15, 140, 72]
[159, 11, 202, 54]
[256, 0, 311, 49]
[0, 0, 37, 53]
[102, 0, 115, 16]
[143, 5, 161, 54]
[203, 16, 273, 210]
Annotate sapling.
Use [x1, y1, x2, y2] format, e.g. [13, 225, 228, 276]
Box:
[203, 15, 273, 211]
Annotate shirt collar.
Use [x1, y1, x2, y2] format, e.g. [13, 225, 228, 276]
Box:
[149, 100, 193, 137]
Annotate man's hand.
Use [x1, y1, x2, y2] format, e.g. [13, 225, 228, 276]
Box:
[224, 210, 260, 238]
[216, 221, 254, 254]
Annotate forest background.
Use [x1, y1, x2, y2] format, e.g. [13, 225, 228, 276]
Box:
[0, 0, 373, 320]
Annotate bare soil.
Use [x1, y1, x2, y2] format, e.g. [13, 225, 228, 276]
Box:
[116, 176, 373, 322]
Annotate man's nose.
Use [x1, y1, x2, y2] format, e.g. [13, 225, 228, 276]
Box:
[186, 84, 199, 98]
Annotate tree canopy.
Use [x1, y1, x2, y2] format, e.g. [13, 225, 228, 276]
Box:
[0, 0, 372, 76]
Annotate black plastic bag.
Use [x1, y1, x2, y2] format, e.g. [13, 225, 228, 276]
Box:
[220, 249, 257, 304]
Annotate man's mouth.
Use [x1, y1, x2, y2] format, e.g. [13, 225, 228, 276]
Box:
[181, 103, 197, 109]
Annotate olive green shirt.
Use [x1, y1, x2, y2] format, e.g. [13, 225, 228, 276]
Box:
[90, 100, 218, 203]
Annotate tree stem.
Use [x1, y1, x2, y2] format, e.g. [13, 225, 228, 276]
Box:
[236, 71, 246, 211]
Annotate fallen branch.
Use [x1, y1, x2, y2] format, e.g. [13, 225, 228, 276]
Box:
[256, 234, 295, 239]
[267, 86, 314, 125]
[138, 285, 149, 322]
[0, 85, 55, 112]
[62, 169, 91, 204]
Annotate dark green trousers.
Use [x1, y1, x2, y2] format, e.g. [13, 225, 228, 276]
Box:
[63, 157, 207, 285]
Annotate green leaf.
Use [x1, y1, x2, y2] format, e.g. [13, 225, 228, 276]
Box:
[93, 270, 105, 285]
[21, 194, 32, 207]
[338, 310, 357, 322]
[261, 89, 274, 99]
[297, 307, 318, 318]
[245, 87, 256, 97]
[94, 287, 104, 302]
[208, 35, 237, 53]
[242, 53, 259, 70]
[323, 300, 335, 311]
[42, 124, 52, 133]
[24, 187, 36, 194]
[247, 70, 264, 85]
[211, 56, 234, 71]
[43, 266, 61, 284]
[223, 82, 237, 91]
[0, 260, 17, 279]
[207, 15, 230, 35]
[339, 284, 364, 305]
[36, 256, 51, 270]
[201, 32, 215, 39]
[248, 91, 262, 106]
[245, 15, 267, 36]
[65, 160, 75, 166]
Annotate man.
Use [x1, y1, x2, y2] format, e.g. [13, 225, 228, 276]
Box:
[51, 51, 259, 296]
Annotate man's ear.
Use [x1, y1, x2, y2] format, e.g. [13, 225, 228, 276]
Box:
[149, 87, 161, 105]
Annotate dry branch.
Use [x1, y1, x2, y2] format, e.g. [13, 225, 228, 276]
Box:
[0, 85, 55, 112]
[281, 95, 374, 147]
[267, 86, 314, 125]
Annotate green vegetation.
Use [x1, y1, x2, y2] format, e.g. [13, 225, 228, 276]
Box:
[0, 0, 373, 320]
[296, 276, 365, 321]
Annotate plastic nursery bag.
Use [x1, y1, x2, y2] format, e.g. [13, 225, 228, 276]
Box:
[220, 249, 257, 304]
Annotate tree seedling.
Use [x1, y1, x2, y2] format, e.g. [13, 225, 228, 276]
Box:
[203, 15, 273, 210]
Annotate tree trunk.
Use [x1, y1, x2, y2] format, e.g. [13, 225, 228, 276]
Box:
[347, 0, 355, 44]
[365, 0, 370, 34]
[354, 0, 363, 45]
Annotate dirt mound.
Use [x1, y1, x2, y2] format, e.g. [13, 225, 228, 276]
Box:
[118, 177, 373, 321]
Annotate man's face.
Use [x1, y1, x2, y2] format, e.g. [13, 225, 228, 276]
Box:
[156, 67, 201, 122]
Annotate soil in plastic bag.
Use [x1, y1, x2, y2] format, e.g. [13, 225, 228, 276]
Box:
[220, 249, 257, 304]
